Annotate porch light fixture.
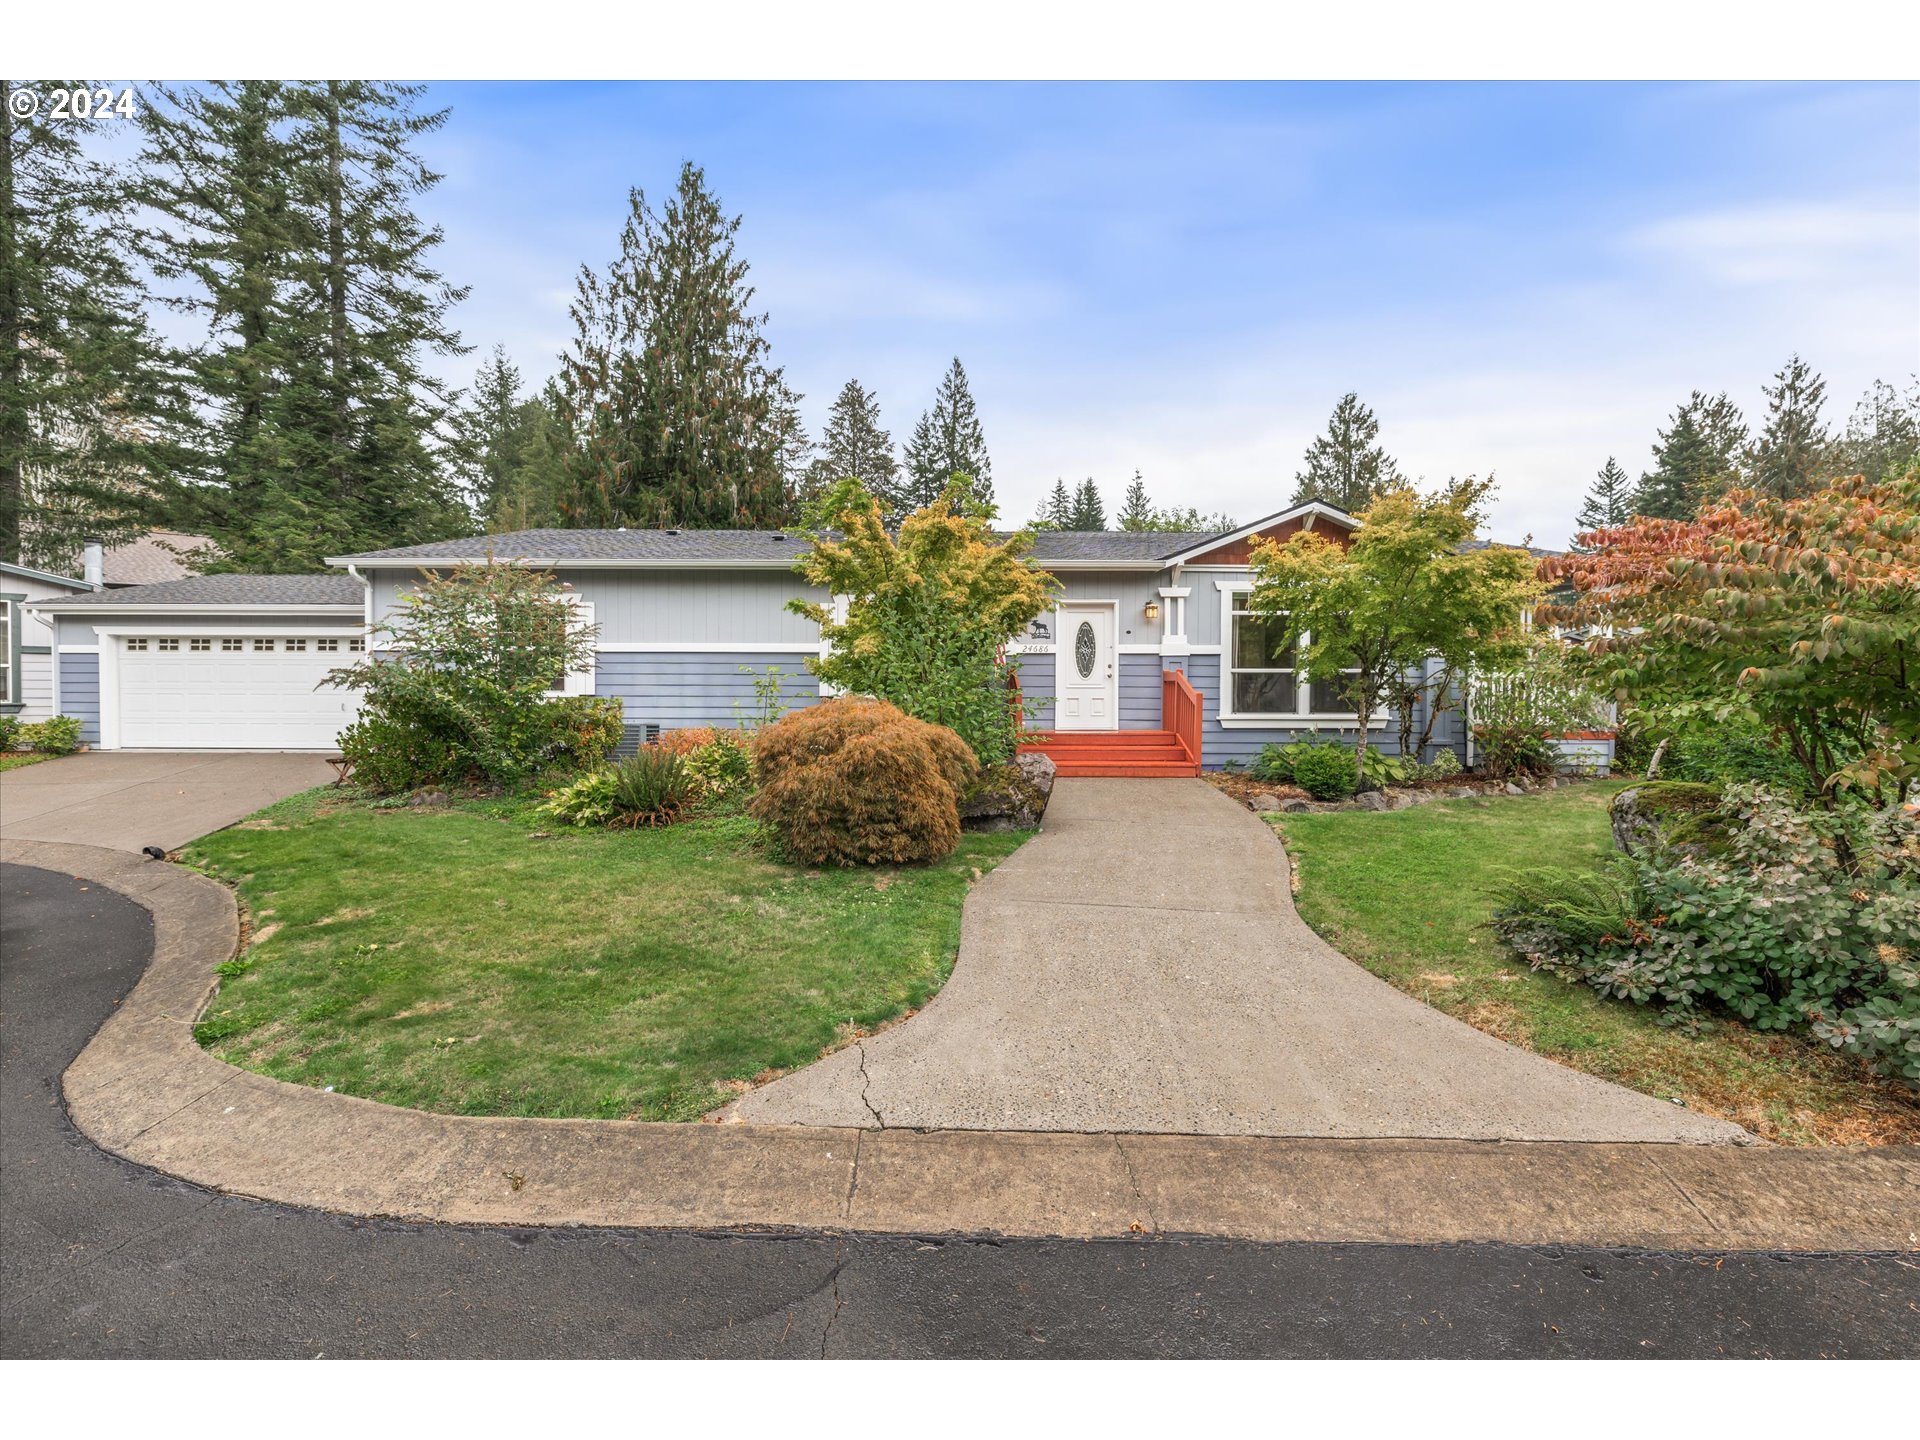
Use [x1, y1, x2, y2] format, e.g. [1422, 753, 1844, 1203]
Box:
[1143, 600, 1161, 622]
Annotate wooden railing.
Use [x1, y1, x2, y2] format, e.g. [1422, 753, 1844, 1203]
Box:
[1161, 667, 1203, 766]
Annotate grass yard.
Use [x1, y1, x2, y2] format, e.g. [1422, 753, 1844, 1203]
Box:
[0, 752, 55, 772]
[1273, 783, 1919, 1146]
[183, 789, 1028, 1121]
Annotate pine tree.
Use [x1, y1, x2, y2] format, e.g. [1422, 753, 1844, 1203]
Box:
[1117, 471, 1155, 531]
[134, 81, 471, 570]
[450, 348, 571, 531]
[1289, 392, 1403, 513]
[1635, 391, 1744, 519]
[1068, 477, 1106, 530]
[1748, 354, 1830, 501]
[1835, 377, 1920, 482]
[1573, 457, 1634, 544]
[805, 378, 898, 515]
[556, 164, 797, 529]
[901, 357, 992, 513]
[1036, 478, 1071, 528]
[2, 79, 187, 570]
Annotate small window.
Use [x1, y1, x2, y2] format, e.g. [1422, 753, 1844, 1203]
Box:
[317, 637, 339, 652]
[222, 637, 243, 652]
[254, 638, 275, 652]
[126, 637, 149, 652]
[285, 638, 307, 652]
[348, 637, 366, 652]
[189, 637, 211, 652]
[157, 638, 180, 652]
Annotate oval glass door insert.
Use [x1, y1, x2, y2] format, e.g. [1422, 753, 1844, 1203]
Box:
[1074, 621, 1097, 678]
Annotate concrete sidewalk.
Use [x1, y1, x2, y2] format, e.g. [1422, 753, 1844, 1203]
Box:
[732, 779, 1753, 1143]
[0, 751, 334, 852]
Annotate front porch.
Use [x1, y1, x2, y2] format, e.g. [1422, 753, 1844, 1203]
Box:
[1018, 669, 1203, 777]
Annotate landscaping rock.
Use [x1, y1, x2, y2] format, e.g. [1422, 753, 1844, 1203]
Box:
[1248, 793, 1285, 812]
[1354, 791, 1390, 812]
[1503, 782, 1526, 796]
[407, 790, 449, 808]
[960, 753, 1056, 832]
[1449, 787, 1478, 799]
[1609, 781, 1722, 858]
[1281, 799, 1311, 813]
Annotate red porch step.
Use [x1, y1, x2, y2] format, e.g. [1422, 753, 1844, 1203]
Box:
[1019, 729, 1201, 778]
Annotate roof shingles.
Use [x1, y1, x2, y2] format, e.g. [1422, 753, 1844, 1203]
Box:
[35, 574, 364, 608]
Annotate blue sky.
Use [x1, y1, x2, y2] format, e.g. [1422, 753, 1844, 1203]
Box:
[415, 81, 1917, 543]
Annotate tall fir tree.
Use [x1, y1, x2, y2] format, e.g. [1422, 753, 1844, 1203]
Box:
[1289, 392, 1403, 513]
[134, 81, 471, 570]
[901, 357, 992, 513]
[1573, 457, 1634, 545]
[556, 164, 801, 530]
[1037, 477, 1072, 528]
[2, 79, 187, 570]
[1635, 390, 1745, 519]
[450, 347, 570, 531]
[1748, 354, 1830, 501]
[1116, 470, 1154, 531]
[805, 378, 898, 514]
[1836, 377, 1920, 482]
[1067, 477, 1106, 530]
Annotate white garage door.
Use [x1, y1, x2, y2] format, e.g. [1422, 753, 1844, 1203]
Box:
[117, 634, 363, 750]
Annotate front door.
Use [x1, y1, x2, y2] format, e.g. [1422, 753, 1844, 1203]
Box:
[1054, 603, 1117, 730]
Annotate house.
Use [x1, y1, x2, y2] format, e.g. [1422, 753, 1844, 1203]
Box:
[29, 501, 1484, 772]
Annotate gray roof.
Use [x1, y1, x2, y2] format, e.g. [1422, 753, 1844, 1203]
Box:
[102, 530, 214, 586]
[34, 574, 364, 608]
[1459, 538, 1564, 559]
[330, 526, 1236, 567]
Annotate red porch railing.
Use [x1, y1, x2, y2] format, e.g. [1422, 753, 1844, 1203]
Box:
[1161, 667, 1202, 767]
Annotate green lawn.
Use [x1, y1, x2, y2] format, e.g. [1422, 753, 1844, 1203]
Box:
[0, 752, 55, 772]
[183, 789, 1028, 1121]
[1273, 783, 1918, 1146]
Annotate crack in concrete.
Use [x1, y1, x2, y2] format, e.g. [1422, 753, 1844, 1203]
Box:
[819, 1237, 848, 1358]
[1112, 1135, 1160, 1234]
[115, 1071, 242, 1148]
[844, 1131, 863, 1222]
[854, 1043, 886, 1129]
[1643, 1152, 1727, 1236]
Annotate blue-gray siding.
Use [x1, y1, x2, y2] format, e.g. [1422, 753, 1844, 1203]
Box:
[1012, 652, 1055, 727]
[594, 650, 820, 732]
[58, 652, 100, 743]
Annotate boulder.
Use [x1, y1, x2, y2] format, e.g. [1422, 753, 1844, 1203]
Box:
[1609, 781, 1722, 858]
[960, 753, 1056, 832]
[1502, 781, 1526, 796]
[1281, 799, 1311, 813]
[1354, 791, 1390, 812]
[1248, 793, 1285, 812]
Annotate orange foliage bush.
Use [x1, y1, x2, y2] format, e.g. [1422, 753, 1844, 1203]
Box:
[750, 697, 978, 866]
[654, 726, 721, 756]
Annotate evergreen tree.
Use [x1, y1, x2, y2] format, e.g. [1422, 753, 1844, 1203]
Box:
[556, 163, 797, 529]
[805, 378, 898, 515]
[1036, 477, 1071, 528]
[1117, 470, 1154, 531]
[134, 81, 471, 570]
[1151, 506, 1236, 533]
[901, 357, 992, 513]
[1289, 392, 1403, 513]
[1068, 477, 1106, 530]
[1835, 377, 1920, 482]
[1635, 391, 1744, 519]
[1748, 354, 1830, 501]
[1573, 457, 1634, 545]
[450, 347, 571, 531]
[2, 79, 187, 570]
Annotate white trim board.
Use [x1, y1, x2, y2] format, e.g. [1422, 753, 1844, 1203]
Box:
[594, 641, 821, 653]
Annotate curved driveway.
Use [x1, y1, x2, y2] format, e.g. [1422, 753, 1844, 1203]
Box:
[735, 780, 1752, 1142]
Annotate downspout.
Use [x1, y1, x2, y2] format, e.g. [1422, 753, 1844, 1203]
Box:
[347, 563, 373, 638]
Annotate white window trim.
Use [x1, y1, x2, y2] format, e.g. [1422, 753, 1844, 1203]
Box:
[1215, 580, 1385, 729]
[549, 596, 597, 698]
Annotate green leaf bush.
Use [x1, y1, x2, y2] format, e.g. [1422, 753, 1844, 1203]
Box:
[750, 696, 978, 866]
[19, 714, 84, 755]
[1286, 741, 1359, 801]
[540, 749, 695, 828]
[1492, 785, 1920, 1087]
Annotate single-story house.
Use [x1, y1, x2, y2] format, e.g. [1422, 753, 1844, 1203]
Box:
[27, 501, 1522, 774]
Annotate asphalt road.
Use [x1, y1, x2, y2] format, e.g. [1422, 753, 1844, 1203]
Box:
[3, 861, 1914, 1359]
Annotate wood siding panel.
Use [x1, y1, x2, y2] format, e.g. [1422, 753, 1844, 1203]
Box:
[58, 652, 101, 743]
[1180, 516, 1355, 566]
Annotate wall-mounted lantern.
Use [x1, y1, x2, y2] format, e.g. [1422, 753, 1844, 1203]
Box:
[1143, 600, 1161, 623]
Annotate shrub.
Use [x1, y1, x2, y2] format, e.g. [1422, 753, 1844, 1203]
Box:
[655, 727, 720, 757]
[0, 715, 21, 752]
[20, 714, 84, 755]
[329, 564, 602, 793]
[1492, 785, 1920, 1087]
[1412, 748, 1462, 782]
[1659, 713, 1821, 798]
[539, 768, 621, 827]
[1250, 743, 1296, 783]
[684, 731, 754, 803]
[1359, 749, 1412, 788]
[1287, 741, 1358, 801]
[539, 749, 695, 828]
[1473, 721, 1557, 779]
[750, 696, 978, 866]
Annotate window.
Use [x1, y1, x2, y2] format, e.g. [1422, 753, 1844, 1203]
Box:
[126, 637, 148, 652]
[285, 638, 307, 652]
[546, 598, 596, 697]
[317, 637, 339, 652]
[254, 638, 275, 652]
[1221, 587, 1368, 723]
[189, 637, 211, 651]
[348, 637, 365, 652]
[158, 638, 179, 652]
[222, 637, 243, 652]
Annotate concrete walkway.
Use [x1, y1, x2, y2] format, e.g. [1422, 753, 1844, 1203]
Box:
[732, 779, 1753, 1143]
[0, 751, 335, 852]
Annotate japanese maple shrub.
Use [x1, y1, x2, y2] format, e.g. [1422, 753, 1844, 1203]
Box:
[751, 696, 978, 865]
[330, 563, 619, 793]
[789, 478, 1058, 766]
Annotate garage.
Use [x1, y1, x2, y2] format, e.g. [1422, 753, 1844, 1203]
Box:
[114, 632, 364, 750]
[31, 574, 369, 752]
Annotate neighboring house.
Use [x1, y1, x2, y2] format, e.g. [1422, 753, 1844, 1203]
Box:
[29, 502, 1545, 770]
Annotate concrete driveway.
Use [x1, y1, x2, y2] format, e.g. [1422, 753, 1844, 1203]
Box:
[0, 752, 335, 852]
[732, 779, 1754, 1143]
